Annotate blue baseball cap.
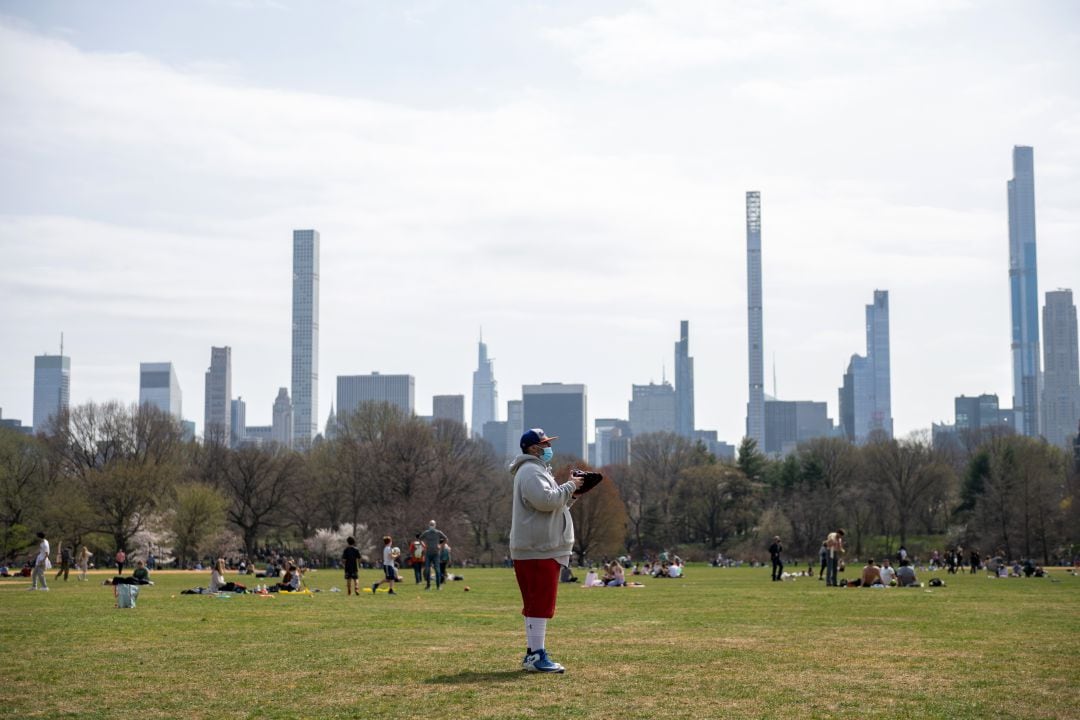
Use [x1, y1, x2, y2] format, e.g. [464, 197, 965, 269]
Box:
[520, 428, 558, 451]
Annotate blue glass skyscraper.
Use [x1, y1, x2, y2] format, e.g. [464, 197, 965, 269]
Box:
[1008, 146, 1041, 437]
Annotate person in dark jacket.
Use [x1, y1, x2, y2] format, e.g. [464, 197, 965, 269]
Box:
[768, 536, 784, 581]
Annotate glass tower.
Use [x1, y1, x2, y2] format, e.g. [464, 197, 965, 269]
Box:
[471, 334, 498, 439]
[1008, 146, 1041, 436]
[675, 320, 695, 438]
[291, 229, 320, 447]
[33, 354, 70, 434]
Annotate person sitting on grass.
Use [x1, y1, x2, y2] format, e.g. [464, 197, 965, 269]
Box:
[606, 562, 626, 587]
[879, 558, 896, 586]
[583, 567, 603, 587]
[667, 561, 683, 578]
[560, 565, 578, 583]
[896, 559, 918, 587]
[209, 558, 246, 593]
[861, 559, 883, 587]
[131, 559, 151, 584]
[272, 563, 301, 592]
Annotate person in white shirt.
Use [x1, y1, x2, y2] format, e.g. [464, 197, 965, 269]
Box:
[879, 558, 896, 586]
[583, 568, 601, 587]
[31, 531, 51, 591]
[371, 536, 398, 596]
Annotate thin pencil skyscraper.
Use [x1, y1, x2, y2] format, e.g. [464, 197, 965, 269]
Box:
[1008, 146, 1041, 436]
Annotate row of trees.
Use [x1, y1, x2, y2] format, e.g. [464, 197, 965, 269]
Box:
[1, 401, 1077, 566]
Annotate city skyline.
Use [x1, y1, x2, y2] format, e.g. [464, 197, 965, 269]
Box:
[1, 4, 1078, 444]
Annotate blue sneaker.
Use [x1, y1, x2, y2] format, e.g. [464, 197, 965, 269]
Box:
[522, 648, 565, 673]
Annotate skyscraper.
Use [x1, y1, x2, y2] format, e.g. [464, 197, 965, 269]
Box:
[230, 397, 246, 448]
[336, 373, 415, 418]
[675, 320, 695, 438]
[505, 399, 524, 458]
[522, 383, 587, 460]
[629, 382, 677, 437]
[838, 291, 893, 443]
[433, 394, 466, 426]
[763, 400, 834, 456]
[33, 353, 70, 434]
[139, 362, 182, 420]
[866, 290, 893, 437]
[1008, 146, 1041, 436]
[745, 191, 765, 449]
[594, 418, 632, 467]
[272, 387, 293, 448]
[471, 334, 498, 438]
[1042, 289, 1080, 449]
[204, 346, 231, 443]
[291, 229, 319, 448]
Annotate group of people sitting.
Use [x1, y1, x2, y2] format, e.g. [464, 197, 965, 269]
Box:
[207, 558, 302, 594]
[850, 558, 921, 587]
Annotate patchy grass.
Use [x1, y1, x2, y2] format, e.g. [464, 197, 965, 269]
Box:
[1, 565, 1077, 719]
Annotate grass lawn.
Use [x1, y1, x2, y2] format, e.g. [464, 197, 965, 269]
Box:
[1, 564, 1077, 719]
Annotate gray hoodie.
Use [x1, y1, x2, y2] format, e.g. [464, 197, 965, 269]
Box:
[508, 454, 576, 560]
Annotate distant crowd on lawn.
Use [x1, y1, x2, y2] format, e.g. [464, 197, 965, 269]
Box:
[758, 530, 1062, 587]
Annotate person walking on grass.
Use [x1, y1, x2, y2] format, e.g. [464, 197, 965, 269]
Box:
[419, 520, 447, 590]
[768, 536, 783, 582]
[30, 531, 51, 591]
[371, 536, 398, 596]
[77, 545, 92, 581]
[818, 541, 828, 580]
[825, 529, 845, 587]
[510, 428, 584, 674]
[115, 548, 127, 576]
[342, 537, 361, 596]
[54, 541, 72, 581]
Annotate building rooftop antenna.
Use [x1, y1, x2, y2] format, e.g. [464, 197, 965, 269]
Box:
[60, 331, 64, 358]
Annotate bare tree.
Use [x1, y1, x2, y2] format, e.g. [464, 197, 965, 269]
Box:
[865, 433, 948, 547]
[220, 445, 300, 558]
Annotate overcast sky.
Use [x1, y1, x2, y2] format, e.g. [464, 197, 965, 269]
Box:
[1, 0, 1078, 444]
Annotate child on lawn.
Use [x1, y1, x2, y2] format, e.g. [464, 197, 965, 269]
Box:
[371, 536, 397, 596]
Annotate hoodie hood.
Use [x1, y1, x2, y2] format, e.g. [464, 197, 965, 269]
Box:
[509, 453, 545, 474]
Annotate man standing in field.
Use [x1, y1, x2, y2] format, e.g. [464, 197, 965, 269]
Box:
[825, 529, 845, 587]
[768, 536, 783, 581]
[419, 520, 447, 590]
[509, 428, 584, 674]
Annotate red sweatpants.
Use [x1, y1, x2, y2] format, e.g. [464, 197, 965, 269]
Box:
[513, 558, 561, 619]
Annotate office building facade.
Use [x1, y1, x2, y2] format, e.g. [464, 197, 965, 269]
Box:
[505, 399, 524, 460]
[230, 397, 247, 448]
[595, 418, 632, 467]
[139, 362, 182, 420]
[291, 229, 319, 448]
[1042, 289, 1080, 449]
[629, 382, 677, 437]
[337, 373, 415, 418]
[204, 346, 232, 443]
[433, 394, 466, 427]
[763, 400, 834, 456]
[272, 387, 293, 447]
[33, 354, 70, 434]
[522, 383, 587, 460]
[1008, 146, 1041, 436]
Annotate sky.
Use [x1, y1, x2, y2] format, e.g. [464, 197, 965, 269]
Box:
[1, 0, 1078, 443]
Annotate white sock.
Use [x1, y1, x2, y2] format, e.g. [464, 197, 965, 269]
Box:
[525, 617, 547, 652]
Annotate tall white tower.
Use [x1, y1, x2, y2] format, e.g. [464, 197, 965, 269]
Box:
[746, 191, 765, 448]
